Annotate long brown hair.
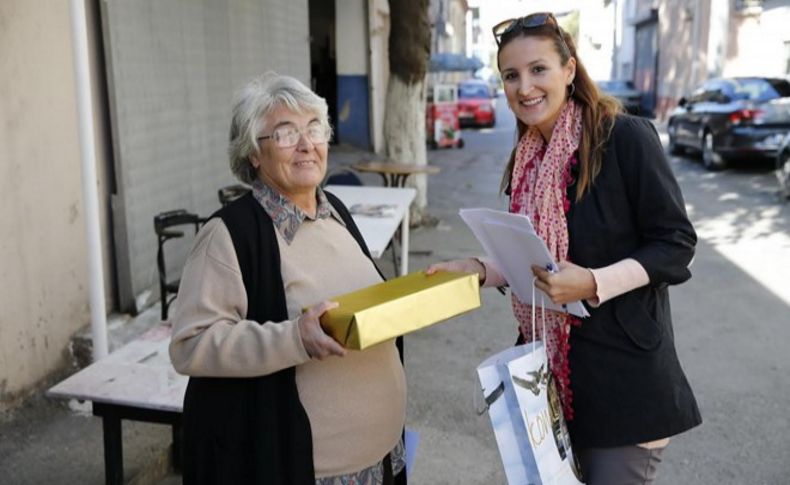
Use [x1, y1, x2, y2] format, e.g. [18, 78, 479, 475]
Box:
[497, 24, 621, 199]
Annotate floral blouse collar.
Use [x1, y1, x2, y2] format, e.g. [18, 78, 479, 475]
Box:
[251, 179, 343, 244]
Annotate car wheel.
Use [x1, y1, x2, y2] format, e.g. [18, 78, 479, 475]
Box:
[702, 130, 725, 171]
[667, 122, 682, 156]
[778, 149, 790, 199]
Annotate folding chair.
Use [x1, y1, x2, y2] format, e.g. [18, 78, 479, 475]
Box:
[153, 209, 203, 320]
[322, 166, 364, 187]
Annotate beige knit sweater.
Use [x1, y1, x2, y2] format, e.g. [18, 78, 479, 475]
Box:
[169, 217, 406, 477]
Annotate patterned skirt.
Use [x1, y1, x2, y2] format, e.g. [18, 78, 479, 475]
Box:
[315, 439, 405, 485]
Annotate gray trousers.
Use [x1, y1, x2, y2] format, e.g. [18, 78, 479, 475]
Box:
[577, 445, 666, 485]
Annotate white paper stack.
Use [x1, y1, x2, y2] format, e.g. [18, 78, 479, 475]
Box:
[460, 208, 589, 318]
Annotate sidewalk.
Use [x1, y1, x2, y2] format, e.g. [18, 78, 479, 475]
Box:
[0, 142, 430, 485]
[0, 307, 174, 485]
[0, 125, 567, 484]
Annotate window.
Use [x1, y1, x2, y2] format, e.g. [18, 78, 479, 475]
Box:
[458, 84, 490, 99]
[785, 41, 790, 75]
[732, 78, 790, 101]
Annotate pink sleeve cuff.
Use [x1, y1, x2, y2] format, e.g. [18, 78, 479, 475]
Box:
[478, 257, 508, 288]
[587, 258, 650, 307]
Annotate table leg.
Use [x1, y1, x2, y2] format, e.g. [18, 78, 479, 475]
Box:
[101, 413, 124, 485]
[389, 236, 399, 275]
[400, 208, 410, 276]
[92, 403, 180, 484]
[172, 420, 182, 472]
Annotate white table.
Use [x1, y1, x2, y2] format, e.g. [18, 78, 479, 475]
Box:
[325, 185, 417, 276]
[48, 324, 186, 485]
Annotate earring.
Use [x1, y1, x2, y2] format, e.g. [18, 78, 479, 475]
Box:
[568, 83, 576, 97]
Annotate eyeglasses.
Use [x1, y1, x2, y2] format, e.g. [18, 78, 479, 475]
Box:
[492, 12, 570, 55]
[257, 121, 330, 148]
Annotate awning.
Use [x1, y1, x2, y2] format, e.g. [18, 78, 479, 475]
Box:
[429, 53, 484, 72]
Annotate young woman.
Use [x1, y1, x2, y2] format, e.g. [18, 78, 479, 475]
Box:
[428, 12, 701, 484]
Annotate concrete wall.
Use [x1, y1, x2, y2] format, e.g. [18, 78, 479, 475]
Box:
[0, 0, 101, 411]
[100, 0, 311, 311]
[655, 0, 712, 120]
[651, 0, 790, 120]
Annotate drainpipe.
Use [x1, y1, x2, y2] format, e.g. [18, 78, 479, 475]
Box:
[69, 0, 108, 361]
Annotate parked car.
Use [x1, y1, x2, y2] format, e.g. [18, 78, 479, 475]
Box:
[457, 79, 496, 128]
[667, 77, 790, 170]
[597, 80, 642, 115]
[777, 132, 790, 199]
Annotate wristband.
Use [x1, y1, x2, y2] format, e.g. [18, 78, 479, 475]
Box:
[471, 257, 487, 285]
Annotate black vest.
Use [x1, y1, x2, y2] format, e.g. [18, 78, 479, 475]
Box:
[181, 191, 381, 484]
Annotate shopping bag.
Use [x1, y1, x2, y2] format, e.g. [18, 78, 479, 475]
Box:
[476, 285, 584, 484]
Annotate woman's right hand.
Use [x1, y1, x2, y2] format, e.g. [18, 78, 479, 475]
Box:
[425, 257, 486, 284]
[298, 301, 347, 359]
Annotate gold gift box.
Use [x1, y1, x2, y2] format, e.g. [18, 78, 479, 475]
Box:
[320, 271, 481, 350]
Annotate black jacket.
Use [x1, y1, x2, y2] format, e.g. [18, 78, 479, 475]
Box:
[181, 191, 403, 484]
[565, 115, 702, 448]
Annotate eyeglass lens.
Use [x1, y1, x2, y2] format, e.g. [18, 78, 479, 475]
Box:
[521, 13, 551, 28]
[493, 12, 557, 45]
[272, 122, 328, 147]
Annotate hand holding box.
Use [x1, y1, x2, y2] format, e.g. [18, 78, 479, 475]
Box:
[318, 271, 481, 350]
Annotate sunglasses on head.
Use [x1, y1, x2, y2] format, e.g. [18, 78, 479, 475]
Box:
[492, 12, 570, 54]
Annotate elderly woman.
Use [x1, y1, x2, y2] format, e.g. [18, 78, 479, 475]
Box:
[169, 73, 406, 485]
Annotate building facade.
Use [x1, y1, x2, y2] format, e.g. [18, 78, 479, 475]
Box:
[612, 0, 790, 120]
[429, 0, 470, 85]
[0, 0, 390, 412]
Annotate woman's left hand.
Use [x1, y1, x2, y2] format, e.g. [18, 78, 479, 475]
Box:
[531, 261, 597, 305]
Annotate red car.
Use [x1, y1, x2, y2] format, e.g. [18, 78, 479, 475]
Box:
[458, 80, 496, 128]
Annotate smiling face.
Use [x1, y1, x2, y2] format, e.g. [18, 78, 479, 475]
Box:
[499, 35, 576, 140]
[251, 105, 328, 212]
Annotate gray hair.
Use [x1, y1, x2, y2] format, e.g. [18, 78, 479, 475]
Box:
[228, 72, 331, 184]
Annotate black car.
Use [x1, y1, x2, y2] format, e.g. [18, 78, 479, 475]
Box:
[777, 132, 790, 199]
[597, 80, 642, 115]
[667, 77, 790, 170]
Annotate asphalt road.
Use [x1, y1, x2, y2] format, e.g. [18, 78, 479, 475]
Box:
[402, 95, 790, 484]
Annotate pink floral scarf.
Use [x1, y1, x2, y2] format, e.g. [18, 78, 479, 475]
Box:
[509, 99, 582, 419]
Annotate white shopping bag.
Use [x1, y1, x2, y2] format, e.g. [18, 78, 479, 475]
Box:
[477, 287, 584, 485]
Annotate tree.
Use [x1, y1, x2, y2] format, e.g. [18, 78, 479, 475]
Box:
[384, 0, 431, 223]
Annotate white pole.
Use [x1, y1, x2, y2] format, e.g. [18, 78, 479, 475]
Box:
[69, 0, 108, 360]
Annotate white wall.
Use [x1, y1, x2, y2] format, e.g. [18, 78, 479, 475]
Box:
[0, 0, 94, 411]
[577, 2, 616, 81]
[337, 0, 368, 76]
[724, 2, 790, 77]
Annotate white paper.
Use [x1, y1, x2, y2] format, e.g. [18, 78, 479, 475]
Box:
[460, 208, 589, 318]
